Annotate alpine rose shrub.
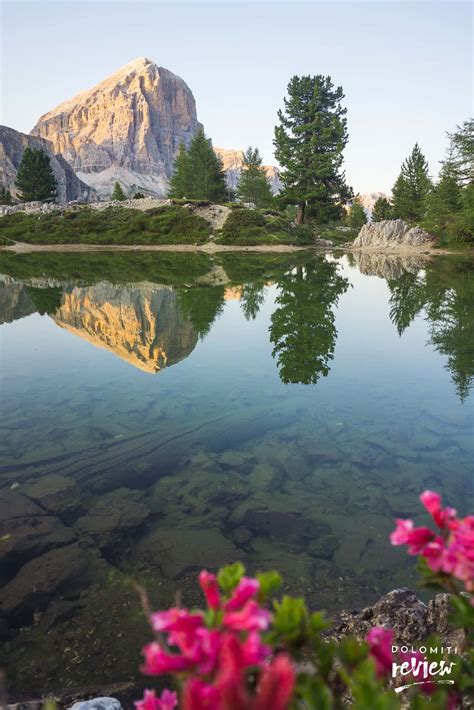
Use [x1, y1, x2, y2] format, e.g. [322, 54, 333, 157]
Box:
[136, 491, 473, 709]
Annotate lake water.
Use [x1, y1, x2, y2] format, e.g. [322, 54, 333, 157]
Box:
[0, 250, 472, 697]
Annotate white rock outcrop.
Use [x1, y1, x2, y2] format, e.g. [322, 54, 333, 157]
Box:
[31, 58, 203, 198]
[353, 219, 435, 249]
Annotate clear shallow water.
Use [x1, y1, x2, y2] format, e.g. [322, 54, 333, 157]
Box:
[0, 251, 472, 696]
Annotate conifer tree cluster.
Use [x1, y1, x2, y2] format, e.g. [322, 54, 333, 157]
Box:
[236, 147, 274, 208]
[111, 182, 127, 201]
[391, 143, 432, 222]
[168, 129, 228, 202]
[0, 186, 12, 205]
[15, 148, 57, 203]
[371, 196, 393, 222]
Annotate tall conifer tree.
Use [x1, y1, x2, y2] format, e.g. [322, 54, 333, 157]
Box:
[237, 147, 274, 207]
[391, 143, 432, 222]
[168, 130, 228, 202]
[274, 75, 351, 224]
[15, 148, 57, 202]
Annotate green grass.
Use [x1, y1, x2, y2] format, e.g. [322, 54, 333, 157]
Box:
[216, 209, 315, 246]
[0, 206, 212, 245]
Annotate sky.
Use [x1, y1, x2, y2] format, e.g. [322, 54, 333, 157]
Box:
[1, 0, 472, 193]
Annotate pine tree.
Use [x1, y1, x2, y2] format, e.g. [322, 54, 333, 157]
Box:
[0, 186, 12, 205]
[168, 143, 191, 198]
[345, 195, 367, 230]
[449, 119, 473, 185]
[111, 182, 126, 201]
[391, 143, 432, 223]
[15, 148, 57, 202]
[237, 147, 274, 207]
[168, 130, 228, 202]
[371, 196, 393, 222]
[424, 143, 462, 236]
[274, 75, 351, 224]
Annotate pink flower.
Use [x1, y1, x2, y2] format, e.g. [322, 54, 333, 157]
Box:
[390, 519, 435, 554]
[183, 679, 220, 710]
[135, 689, 178, 710]
[255, 654, 295, 710]
[225, 577, 260, 611]
[224, 600, 271, 632]
[422, 538, 446, 572]
[240, 631, 271, 667]
[420, 491, 457, 529]
[141, 642, 194, 675]
[199, 570, 221, 610]
[366, 627, 393, 676]
[151, 609, 204, 635]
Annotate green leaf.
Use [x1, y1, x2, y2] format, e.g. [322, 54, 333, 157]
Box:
[273, 596, 308, 641]
[256, 570, 282, 601]
[217, 562, 245, 594]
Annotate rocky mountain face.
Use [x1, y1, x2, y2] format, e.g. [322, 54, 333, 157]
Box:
[358, 192, 390, 220]
[31, 58, 203, 199]
[0, 126, 96, 204]
[214, 147, 282, 195]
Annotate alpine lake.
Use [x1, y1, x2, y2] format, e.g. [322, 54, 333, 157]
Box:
[0, 248, 472, 699]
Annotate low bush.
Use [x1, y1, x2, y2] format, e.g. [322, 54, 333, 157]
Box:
[218, 209, 315, 246]
[0, 206, 211, 245]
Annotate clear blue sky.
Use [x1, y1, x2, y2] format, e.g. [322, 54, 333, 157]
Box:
[1, 1, 472, 193]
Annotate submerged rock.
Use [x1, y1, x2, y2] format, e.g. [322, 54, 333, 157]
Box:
[22, 474, 82, 516]
[74, 489, 149, 550]
[136, 527, 239, 579]
[0, 516, 76, 577]
[353, 219, 435, 249]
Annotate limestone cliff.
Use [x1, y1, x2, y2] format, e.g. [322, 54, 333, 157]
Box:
[52, 283, 198, 373]
[214, 147, 282, 195]
[31, 58, 203, 199]
[0, 125, 96, 204]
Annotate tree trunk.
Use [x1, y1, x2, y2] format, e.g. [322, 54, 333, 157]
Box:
[296, 202, 306, 225]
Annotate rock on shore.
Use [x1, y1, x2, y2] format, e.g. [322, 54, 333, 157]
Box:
[353, 219, 435, 249]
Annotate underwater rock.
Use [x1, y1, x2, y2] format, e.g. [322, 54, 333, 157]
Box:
[307, 534, 340, 560]
[0, 489, 47, 520]
[0, 543, 106, 626]
[231, 525, 253, 547]
[74, 489, 149, 550]
[241, 509, 330, 545]
[0, 516, 76, 578]
[218, 450, 256, 474]
[135, 527, 239, 579]
[22, 474, 82, 516]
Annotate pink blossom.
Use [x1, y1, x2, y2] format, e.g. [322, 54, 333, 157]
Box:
[183, 679, 220, 710]
[225, 577, 260, 611]
[141, 642, 194, 675]
[255, 653, 295, 710]
[150, 609, 204, 635]
[390, 519, 435, 554]
[420, 490, 457, 529]
[422, 538, 446, 572]
[240, 631, 271, 667]
[223, 600, 271, 632]
[366, 627, 393, 676]
[199, 570, 221, 610]
[134, 689, 178, 710]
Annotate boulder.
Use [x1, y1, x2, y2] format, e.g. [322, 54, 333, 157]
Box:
[353, 219, 435, 249]
[314, 238, 334, 248]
